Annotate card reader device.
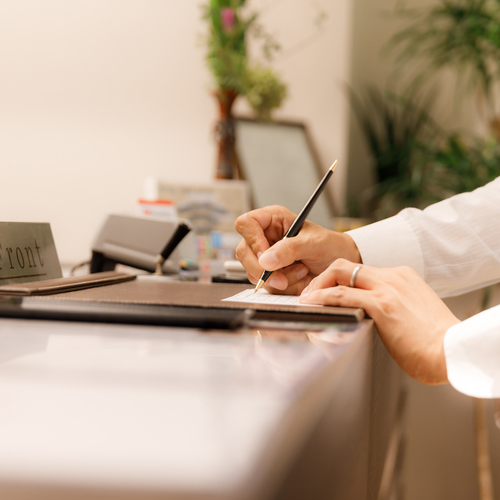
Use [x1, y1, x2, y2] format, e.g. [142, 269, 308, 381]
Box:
[90, 213, 192, 275]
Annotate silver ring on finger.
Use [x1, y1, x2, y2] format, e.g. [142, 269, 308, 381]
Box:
[349, 264, 363, 288]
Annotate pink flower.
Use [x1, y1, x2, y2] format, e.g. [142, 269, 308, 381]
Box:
[221, 7, 236, 32]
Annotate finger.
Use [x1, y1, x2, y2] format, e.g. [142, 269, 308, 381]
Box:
[273, 263, 309, 287]
[234, 212, 273, 258]
[234, 240, 264, 284]
[257, 222, 331, 272]
[305, 259, 377, 294]
[258, 237, 307, 271]
[263, 264, 310, 293]
[235, 207, 295, 257]
[300, 285, 377, 313]
[265, 272, 312, 295]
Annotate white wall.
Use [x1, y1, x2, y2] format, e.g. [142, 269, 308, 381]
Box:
[0, 0, 353, 265]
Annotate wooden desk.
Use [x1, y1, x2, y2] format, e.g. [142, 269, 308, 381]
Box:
[0, 316, 402, 500]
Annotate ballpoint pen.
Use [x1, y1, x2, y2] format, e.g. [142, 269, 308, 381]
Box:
[254, 159, 338, 292]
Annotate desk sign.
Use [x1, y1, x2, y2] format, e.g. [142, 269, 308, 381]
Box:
[0, 222, 62, 285]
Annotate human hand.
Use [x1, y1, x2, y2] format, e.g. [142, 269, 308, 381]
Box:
[234, 206, 361, 295]
[299, 259, 460, 385]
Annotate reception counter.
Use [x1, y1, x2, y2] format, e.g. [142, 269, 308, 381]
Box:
[0, 313, 403, 500]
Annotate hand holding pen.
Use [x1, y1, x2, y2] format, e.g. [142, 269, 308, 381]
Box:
[254, 160, 338, 291]
[234, 161, 362, 294]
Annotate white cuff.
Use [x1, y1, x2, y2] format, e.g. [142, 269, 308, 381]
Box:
[346, 215, 425, 278]
[444, 305, 500, 398]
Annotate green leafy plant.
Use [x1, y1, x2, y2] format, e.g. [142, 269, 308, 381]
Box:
[245, 65, 287, 120]
[350, 1, 500, 219]
[202, 0, 287, 118]
[387, 0, 500, 197]
[349, 85, 442, 218]
[390, 0, 500, 121]
[427, 134, 500, 195]
[203, 0, 255, 95]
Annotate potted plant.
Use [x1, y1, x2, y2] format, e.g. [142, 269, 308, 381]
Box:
[350, 0, 500, 219]
[201, 0, 287, 179]
[349, 84, 442, 219]
[390, 0, 500, 136]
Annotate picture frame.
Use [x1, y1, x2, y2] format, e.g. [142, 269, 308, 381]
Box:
[234, 117, 335, 229]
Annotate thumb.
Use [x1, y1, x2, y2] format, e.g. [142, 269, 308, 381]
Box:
[258, 237, 301, 271]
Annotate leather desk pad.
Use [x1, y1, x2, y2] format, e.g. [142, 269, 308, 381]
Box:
[37, 280, 364, 321]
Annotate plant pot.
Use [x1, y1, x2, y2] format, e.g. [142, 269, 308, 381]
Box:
[213, 88, 241, 180]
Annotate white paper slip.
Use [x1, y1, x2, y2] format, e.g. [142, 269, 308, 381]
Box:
[222, 288, 321, 307]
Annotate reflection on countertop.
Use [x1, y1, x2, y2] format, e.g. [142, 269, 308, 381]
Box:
[0, 317, 372, 498]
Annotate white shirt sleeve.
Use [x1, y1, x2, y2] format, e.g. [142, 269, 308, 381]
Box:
[347, 176, 500, 298]
[444, 305, 500, 398]
[346, 177, 500, 399]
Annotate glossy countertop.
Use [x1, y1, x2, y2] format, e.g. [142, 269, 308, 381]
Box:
[0, 317, 373, 500]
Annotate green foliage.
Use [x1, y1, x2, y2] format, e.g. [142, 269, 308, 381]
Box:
[427, 134, 500, 194]
[203, 0, 256, 94]
[201, 0, 287, 116]
[349, 85, 441, 218]
[390, 0, 500, 104]
[350, 84, 500, 219]
[245, 65, 287, 120]
[350, 0, 500, 220]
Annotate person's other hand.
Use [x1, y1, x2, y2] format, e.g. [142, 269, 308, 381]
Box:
[299, 259, 460, 385]
[234, 206, 361, 295]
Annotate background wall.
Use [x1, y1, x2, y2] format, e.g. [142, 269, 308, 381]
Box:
[0, 0, 353, 265]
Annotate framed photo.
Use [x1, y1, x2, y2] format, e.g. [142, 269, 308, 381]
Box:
[234, 118, 335, 229]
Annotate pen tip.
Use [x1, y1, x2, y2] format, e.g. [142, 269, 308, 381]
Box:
[254, 279, 264, 292]
[329, 159, 338, 172]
